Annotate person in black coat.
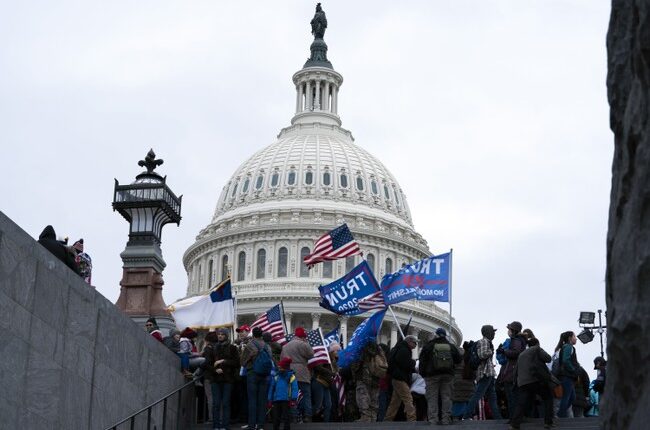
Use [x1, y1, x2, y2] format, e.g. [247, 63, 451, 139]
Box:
[384, 335, 418, 421]
[37, 225, 80, 275]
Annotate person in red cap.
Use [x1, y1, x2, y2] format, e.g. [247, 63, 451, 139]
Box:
[268, 357, 298, 430]
[280, 327, 314, 422]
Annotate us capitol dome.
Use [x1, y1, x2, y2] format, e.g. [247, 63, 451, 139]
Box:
[182, 7, 462, 348]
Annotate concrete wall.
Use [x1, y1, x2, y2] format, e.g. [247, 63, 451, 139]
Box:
[0, 211, 191, 429]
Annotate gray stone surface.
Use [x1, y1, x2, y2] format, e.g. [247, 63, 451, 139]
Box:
[0, 211, 189, 429]
[606, 0, 650, 428]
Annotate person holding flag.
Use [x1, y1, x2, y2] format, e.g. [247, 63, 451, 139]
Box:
[384, 335, 418, 422]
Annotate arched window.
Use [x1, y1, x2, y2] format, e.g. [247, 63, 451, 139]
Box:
[305, 171, 313, 185]
[323, 171, 331, 186]
[384, 184, 391, 200]
[271, 172, 279, 187]
[256, 249, 266, 279]
[356, 176, 364, 191]
[367, 253, 375, 273]
[300, 247, 310, 277]
[208, 260, 214, 287]
[345, 256, 355, 272]
[231, 182, 238, 197]
[394, 188, 401, 207]
[287, 171, 296, 185]
[385, 257, 393, 275]
[323, 260, 333, 278]
[221, 255, 229, 280]
[371, 180, 378, 195]
[340, 173, 348, 188]
[255, 175, 264, 190]
[242, 177, 250, 193]
[277, 247, 288, 277]
[237, 251, 246, 281]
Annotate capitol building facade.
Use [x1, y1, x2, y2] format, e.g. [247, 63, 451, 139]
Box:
[182, 12, 462, 348]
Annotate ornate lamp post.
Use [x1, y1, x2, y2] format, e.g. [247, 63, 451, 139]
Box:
[113, 149, 182, 331]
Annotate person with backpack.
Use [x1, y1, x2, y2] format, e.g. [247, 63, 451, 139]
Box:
[241, 327, 274, 430]
[202, 328, 240, 430]
[508, 337, 554, 430]
[352, 341, 387, 422]
[267, 357, 299, 430]
[451, 343, 475, 421]
[384, 335, 418, 422]
[554, 331, 580, 418]
[419, 327, 461, 425]
[461, 325, 503, 420]
[496, 321, 527, 418]
[280, 327, 315, 422]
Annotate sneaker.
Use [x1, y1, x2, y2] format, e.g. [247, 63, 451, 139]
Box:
[240, 425, 250, 429]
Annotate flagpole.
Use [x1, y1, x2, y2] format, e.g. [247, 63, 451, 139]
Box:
[388, 305, 405, 340]
[280, 300, 288, 335]
[448, 248, 453, 341]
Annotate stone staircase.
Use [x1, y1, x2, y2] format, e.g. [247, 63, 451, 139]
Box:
[192, 418, 601, 429]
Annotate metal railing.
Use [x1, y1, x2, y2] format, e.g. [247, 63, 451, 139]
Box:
[105, 379, 196, 430]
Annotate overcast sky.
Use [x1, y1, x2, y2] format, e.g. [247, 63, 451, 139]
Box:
[1, 1, 612, 378]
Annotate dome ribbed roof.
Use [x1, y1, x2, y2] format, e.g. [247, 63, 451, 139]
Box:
[212, 123, 413, 226]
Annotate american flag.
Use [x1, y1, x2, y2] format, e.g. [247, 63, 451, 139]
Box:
[286, 328, 331, 368]
[357, 290, 386, 312]
[303, 224, 362, 268]
[333, 373, 346, 409]
[250, 304, 287, 345]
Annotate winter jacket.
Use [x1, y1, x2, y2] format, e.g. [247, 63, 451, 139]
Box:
[37, 225, 81, 275]
[418, 337, 462, 376]
[559, 343, 579, 378]
[313, 363, 335, 387]
[203, 341, 240, 383]
[497, 334, 526, 384]
[515, 345, 552, 387]
[388, 340, 415, 383]
[241, 339, 272, 371]
[280, 338, 314, 383]
[268, 370, 299, 402]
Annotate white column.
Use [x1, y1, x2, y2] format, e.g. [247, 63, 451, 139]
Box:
[340, 316, 348, 347]
[305, 81, 312, 111]
[285, 312, 293, 334]
[324, 81, 330, 112]
[311, 312, 321, 330]
[314, 80, 321, 110]
[332, 86, 339, 114]
[390, 322, 398, 347]
[295, 83, 302, 113]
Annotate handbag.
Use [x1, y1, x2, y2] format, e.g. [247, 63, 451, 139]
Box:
[552, 383, 563, 399]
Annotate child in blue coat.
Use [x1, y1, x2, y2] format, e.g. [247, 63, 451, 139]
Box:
[268, 357, 299, 430]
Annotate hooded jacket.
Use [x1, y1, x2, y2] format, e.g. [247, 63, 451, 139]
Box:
[388, 340, 416, 383]
[37, 226, 80, 275]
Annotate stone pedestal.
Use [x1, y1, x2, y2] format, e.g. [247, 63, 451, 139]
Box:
[115, 266, 174, 334]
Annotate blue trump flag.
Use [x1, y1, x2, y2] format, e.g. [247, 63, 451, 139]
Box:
[337, 309, 386, 369]
[318, 260, 381, 316]
[380, 253, 451, 305]
[323, 326, 340, 348]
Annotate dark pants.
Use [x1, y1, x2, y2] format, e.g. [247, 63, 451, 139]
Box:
[504, 381, 518, 418]
[510, 382, 553, 428]
[211, 382, 232, 429]
[272, 401, 291, 430]
[462, 376, 502, 420]
[247, 373, 269, 427]
[233, 376, 248, 422]
[311, 379, 332, 421]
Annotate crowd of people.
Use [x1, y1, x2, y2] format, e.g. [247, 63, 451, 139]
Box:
[37, 225, 92, 285]
[143, 317, 606, 430]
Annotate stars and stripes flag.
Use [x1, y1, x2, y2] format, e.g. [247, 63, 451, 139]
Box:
[303, 224, 362, 268]
[357, 290, 386, 312]
[286, 328, 331, 368]
[250, 303, 287, 345]
[333, 373, 346, 409]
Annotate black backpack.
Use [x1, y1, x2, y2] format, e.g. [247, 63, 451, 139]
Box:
[467, 340, 481, 371]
